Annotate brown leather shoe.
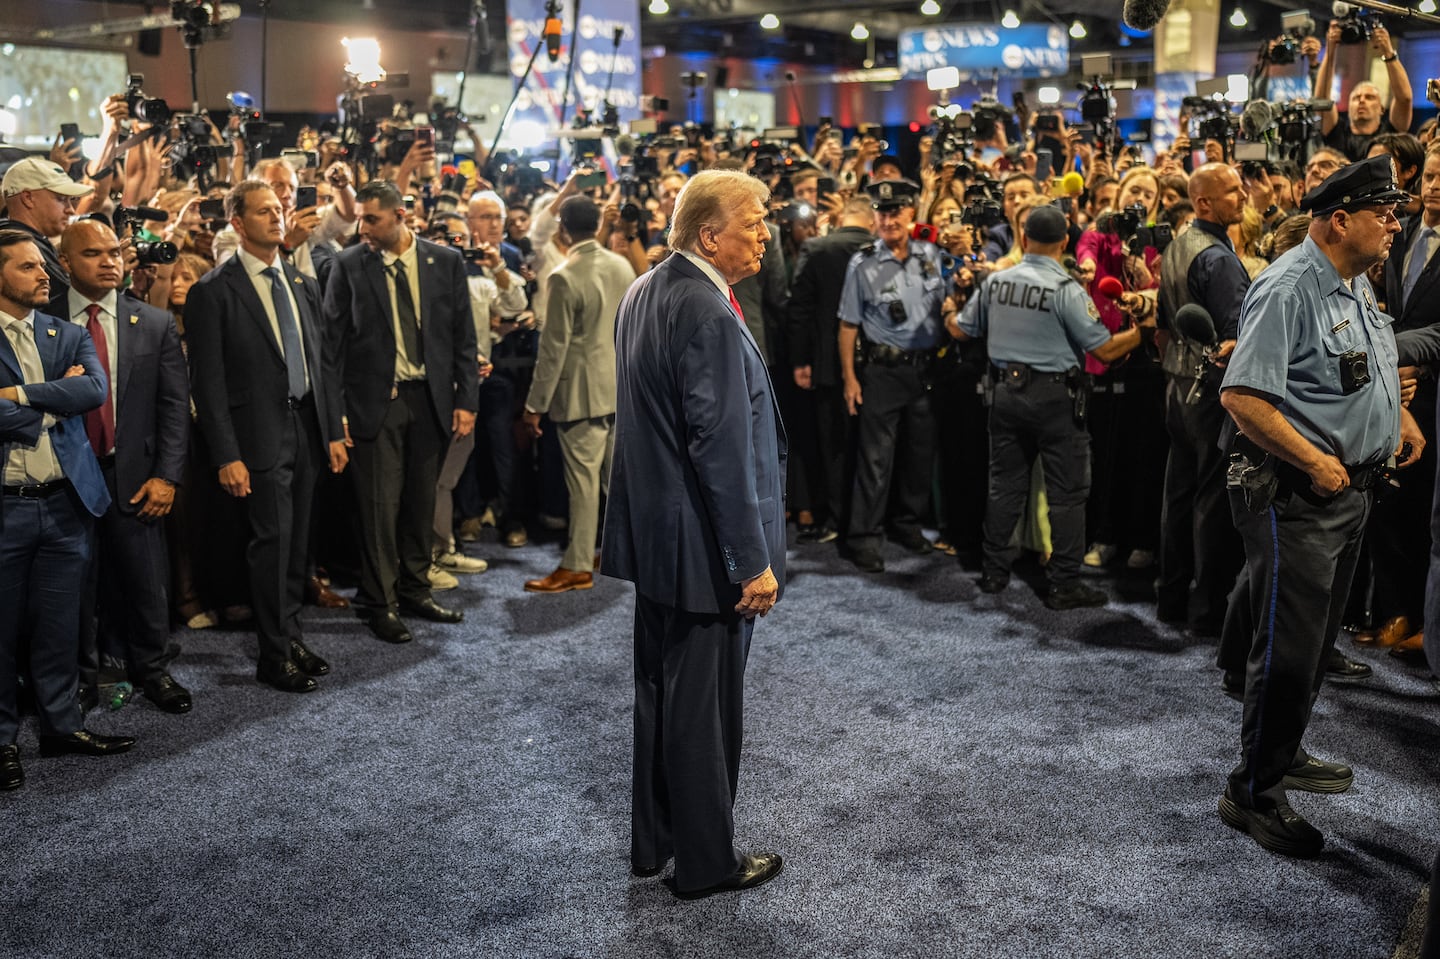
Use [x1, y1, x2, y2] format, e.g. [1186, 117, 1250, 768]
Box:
[306, 575, 350, 609]
[1391, 631, 1425, 654]
[524, 568, 594, 593]
[1374, 615, 1412, 648]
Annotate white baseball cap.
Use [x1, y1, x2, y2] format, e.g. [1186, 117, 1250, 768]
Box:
[2, 156, 94, 199]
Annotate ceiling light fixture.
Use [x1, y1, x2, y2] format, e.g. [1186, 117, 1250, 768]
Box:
[760, 13, 779, 28]
[920, 0, 942, 14]
[1229, 5, 1247, 26]
[851, 21, 870, 40]
[1420, 0, 1436, 12]
[1069, 19, 1087, 38]
[648, 0, 669, 14]
[1002, 9, 1021, 28]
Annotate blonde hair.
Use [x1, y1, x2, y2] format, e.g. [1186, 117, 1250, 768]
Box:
[668, 170, 770, 253]
[1113, 165, 1160, 222]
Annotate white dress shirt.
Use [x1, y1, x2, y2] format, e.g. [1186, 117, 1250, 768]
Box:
[235, 245, 310, 393]
[2, 308, 64, 485]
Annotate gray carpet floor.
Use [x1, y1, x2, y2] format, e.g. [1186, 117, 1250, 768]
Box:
[3, 532, 1438, 959]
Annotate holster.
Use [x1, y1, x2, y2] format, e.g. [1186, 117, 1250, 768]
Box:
[1226, 433, 1280, 514]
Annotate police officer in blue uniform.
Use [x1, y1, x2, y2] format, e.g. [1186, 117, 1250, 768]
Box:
[950, 204, 1148, 609]
[836, 179, 946, 573]
[1216, 156, 1425, 858]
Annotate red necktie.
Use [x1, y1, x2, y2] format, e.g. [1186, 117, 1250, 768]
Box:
[84, 303, 116, 458]
[728, 287, 745, 323]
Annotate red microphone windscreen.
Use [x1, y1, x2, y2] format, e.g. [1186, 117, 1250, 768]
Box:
[1096, 275, 1125, 300]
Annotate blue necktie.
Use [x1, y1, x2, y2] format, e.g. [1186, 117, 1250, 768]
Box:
[263, 266, 307, 401]
[1402, 226, 1435, 307]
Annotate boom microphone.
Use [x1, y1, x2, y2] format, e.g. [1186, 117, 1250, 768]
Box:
[1122, 0, 1176, 32]
[1174, 303, 1217, 345]
[544, 6, 562, 62]
[1240, 99, 1275, 140]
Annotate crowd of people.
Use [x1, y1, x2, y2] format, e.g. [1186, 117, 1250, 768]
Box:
[1, 23, 1438, 895]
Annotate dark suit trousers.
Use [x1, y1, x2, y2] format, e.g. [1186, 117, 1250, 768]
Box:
[812, 383, 853, 531]
[244, 403, 322, 668]
[846, 363, 935, 550]
[1226, 485, 1369, 810]
[349, 383, 445, 609]
[1158, 380, 1244, 630]
[632, 594, 751, 892]
[80, 460, 171, 688]
[0, 486, 92, 743]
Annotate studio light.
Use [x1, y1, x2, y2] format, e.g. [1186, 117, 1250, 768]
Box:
[341, 37, 384, 83]
[851, 21, 870, 40]
[648, 0, 669, 14]
[1070, 19, 1087, 38]
[760, 13, 779, 28]
[1037, 86, 1061, 104]
[1229, 5, 1248, 27]
[1420, 0, 1436, 13]
[920, 0, 942, 14]
[1002, 9, 1021, 28]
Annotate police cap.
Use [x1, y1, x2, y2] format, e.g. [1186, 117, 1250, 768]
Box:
[1300, 155, 1411, 215]
[1023, 204, 1069, 244]
[866, 178, 920, 211]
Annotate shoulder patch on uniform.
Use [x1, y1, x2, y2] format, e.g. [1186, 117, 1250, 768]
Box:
[1086, 298, 1101, 321]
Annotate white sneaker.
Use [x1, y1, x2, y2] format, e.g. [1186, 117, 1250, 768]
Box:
[427, 564, 459, 590]
[1126, 549, 1156, 569]
[437, 550, 489, 574]
[1082, 543, 1116, 568]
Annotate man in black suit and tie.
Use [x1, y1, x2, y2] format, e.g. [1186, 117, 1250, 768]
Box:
[323, 180, 479, 644]
[602, 170, 787, 900]
[186, 182, 340, 693]
[56, 218, 191, 713]
[0, 229, 135, 792]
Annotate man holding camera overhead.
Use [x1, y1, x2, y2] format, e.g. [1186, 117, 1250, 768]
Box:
[1314, 17, 1413, 161]
[837, 178, 946, 574]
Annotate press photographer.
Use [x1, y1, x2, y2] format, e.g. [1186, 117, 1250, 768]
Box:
[1313, 12, 1414, 159]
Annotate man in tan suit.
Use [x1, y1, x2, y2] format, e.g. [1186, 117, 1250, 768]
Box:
[521, 196, 635, 593]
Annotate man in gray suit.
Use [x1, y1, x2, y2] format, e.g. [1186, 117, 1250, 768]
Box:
[521, 197, 634, 593]
[602, 170, 787, 900]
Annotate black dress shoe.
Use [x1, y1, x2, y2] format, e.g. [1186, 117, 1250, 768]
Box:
[1046, 583, 1107, 610]
[38, 729, 137, 757]
[631, 859, 668, 878]
[888, 530, 932, 554]
[1218, 789, 1323, 858]
[399, 597, 464, 624]
[290, 640, 331, 676]
[141, 673, 193, 714]
[1283, 755, 1354, 794]
[0, 744, 21, 790]
[363, 610, 414, 644]
[978, 573, 1010, 594]
[256, 660, 318, 693]
[675, 851, 783, 900]
[851, 548, 884, 573]
[1326, 651, 1373, 681]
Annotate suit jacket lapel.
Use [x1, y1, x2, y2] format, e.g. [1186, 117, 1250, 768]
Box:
[32, 313, 59, 377]
[668, 254, 765, 360]
[224, 258, 285, 363]
[0, 326, 19, 381]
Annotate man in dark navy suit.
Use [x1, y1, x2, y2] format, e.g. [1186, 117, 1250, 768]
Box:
[0, 230, 135, 792]
[56, 218, 191, 713]
[187, 182, 340, 694]
[323, 180, 479, 644]
[602, 170, 787, 900]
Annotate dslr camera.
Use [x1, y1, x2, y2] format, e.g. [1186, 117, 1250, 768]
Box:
[124, 74, 172, 125]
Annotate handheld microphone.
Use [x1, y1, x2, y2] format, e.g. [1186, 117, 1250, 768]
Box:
[1096, 275, 1126, 301]
[544, 6, 562, 63]
[1173, 303, 1217, 345]
[1122, 0, 1176, 32]
[1059, 171, 1086, 197]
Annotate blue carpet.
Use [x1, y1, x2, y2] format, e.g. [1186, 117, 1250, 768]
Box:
[3, 534, 1438, 958]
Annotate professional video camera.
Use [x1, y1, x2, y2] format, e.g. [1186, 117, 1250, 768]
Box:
[113, 205, 178, 266]
[123, 74, 172, 126]
[961, 176, 1005, 229]
[1183, 90, 1239, 143]
[1096, 201, 1172, 256]
[1267, 11, 1316, 65]
[487, 150, 546, 197]
[1332, 1, 1381, 43]
[969, 95, 1012, 142]
[1275, 97, 1331, 157]
[927, 106, 975, 168]
[428, 171, 468, 216]
[1075, 53, 1126, 157]
[167, 113, 220, 189]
